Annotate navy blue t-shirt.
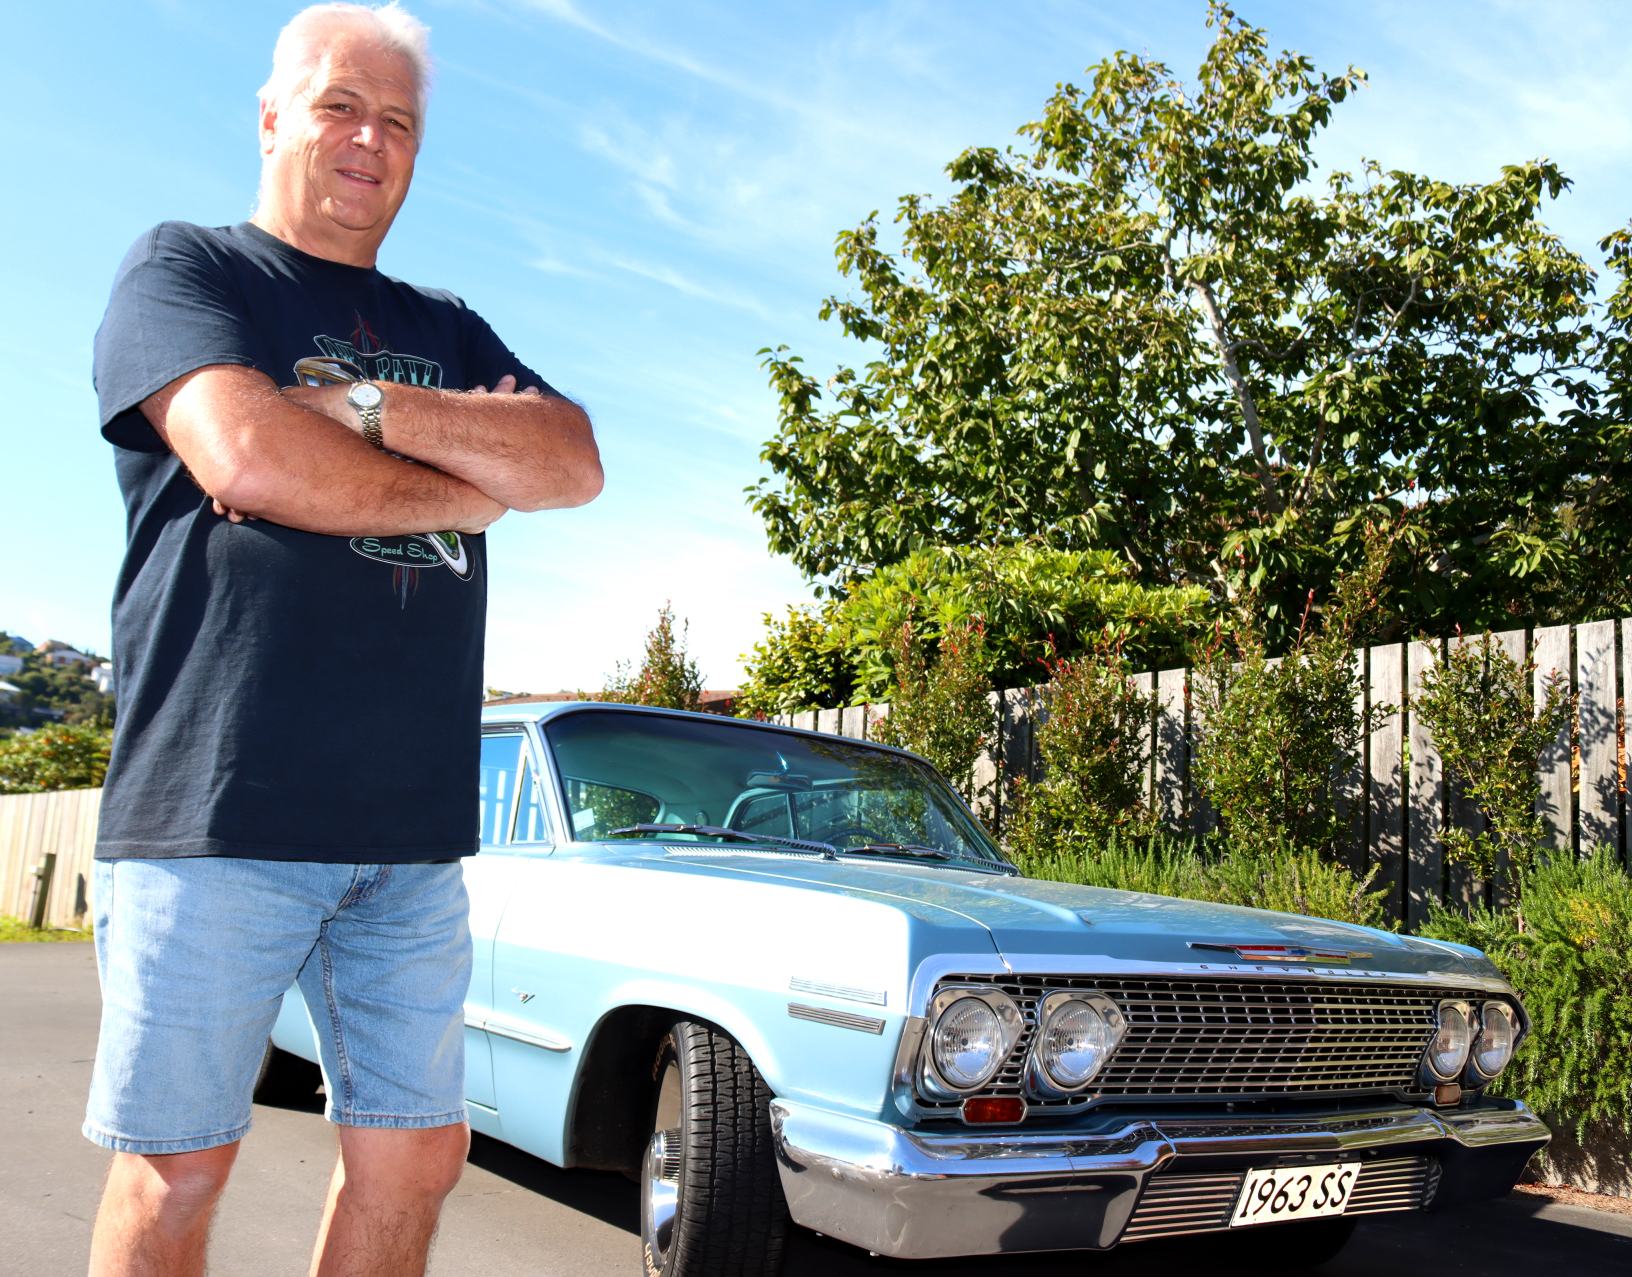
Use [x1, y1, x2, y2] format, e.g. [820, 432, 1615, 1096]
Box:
[93, 220, 554, 861]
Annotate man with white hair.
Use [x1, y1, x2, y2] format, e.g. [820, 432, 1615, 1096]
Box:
[84, 5, 601, 1274]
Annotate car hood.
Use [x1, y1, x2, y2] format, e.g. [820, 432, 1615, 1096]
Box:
[647, 850, 1490, 981]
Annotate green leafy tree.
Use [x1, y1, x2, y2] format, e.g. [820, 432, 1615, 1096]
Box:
[1006, 637, 1159, 854]
[1190, 524, 1394, 855]
[868, 618, 993, 807]
[751, 4, 1603, 646]
[1410, 631, 1575, 885]
[601, 604, 706, 712]
[0, 723, 112, 793]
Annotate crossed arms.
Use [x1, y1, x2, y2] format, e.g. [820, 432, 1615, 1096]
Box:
[141, 365, 603, 536]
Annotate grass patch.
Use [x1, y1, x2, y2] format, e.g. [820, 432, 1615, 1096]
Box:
[0, 914, 92, 942]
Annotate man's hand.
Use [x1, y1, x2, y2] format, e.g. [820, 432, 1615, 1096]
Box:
[142, 365, 509, 537]
[279, 376, 602, 513]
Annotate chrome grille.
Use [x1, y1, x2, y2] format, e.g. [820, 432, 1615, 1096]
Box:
[1121, 1170, 1243, 1241]
[1120, 1157, 1436, 1243]
[926, 974, 1480, 1109]
[1346, 1156, 1439, 1214]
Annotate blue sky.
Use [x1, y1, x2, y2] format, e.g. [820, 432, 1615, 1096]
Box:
[2, 1, 1629, 692]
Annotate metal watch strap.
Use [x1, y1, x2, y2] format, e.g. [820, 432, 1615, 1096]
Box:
[359, 401, 384, 451]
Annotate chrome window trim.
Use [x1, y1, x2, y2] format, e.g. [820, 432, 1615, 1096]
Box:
[920, 986, 1026, 1099]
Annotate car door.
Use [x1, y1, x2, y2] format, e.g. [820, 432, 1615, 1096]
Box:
[462, 724, 556, 1126]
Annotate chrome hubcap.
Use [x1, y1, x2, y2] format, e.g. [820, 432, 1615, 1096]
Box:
[643, 1127, 682, 1258]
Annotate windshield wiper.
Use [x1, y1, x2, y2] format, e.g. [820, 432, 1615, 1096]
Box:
[840, 843, 1020, 875]
[607, 823, 837, 857]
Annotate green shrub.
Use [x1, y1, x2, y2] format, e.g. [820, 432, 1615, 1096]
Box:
[735, 601, 855, 718]
[1411, 633, 1575, 887]
[1013, 829, 1389, 929]
[1419, 847, 1632, 1136]
[735, 544, 1216, 713]
[601, 603, 705, 712]
[868, 618, 993, 808]
[1005, 639, 1158, 852]
[0, 723, 112, 793]
[1191, 525, 1394, 856]
[838, 544, 1214, 698]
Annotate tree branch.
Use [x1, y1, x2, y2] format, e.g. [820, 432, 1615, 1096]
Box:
[1189, 276, 1284, 515]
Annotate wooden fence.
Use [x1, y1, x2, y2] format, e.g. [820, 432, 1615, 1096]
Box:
[4, 621, 1625, 932]
[0, 787, 101, 930]
[776, 620, 1631, 928]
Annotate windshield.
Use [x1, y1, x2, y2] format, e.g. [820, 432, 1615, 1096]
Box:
[543, 709, 1008, 868]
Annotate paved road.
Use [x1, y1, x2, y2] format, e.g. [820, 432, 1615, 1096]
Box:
[3, 942, 1629, 1277]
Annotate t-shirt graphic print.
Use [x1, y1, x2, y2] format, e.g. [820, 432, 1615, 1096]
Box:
[291, 316, 476, 608]
[92, 220, 557, 863]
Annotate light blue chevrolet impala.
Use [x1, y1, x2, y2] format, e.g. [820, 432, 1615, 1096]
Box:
[264, 703, 1548, 1275]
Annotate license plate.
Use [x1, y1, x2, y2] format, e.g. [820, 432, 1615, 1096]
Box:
[1230, 1163, 1356, 1226]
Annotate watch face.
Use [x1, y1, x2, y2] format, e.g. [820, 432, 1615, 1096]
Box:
[349, 382, 384, 409]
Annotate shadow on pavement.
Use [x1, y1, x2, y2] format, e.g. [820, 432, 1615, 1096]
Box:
[465, 1133, 641, 1236]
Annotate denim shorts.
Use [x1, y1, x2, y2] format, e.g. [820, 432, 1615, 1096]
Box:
[84, 857, 472, 1155]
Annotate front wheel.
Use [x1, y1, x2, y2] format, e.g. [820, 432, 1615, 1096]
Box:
[640, 1020, 789, 1277]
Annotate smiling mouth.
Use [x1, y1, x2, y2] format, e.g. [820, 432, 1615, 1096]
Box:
[337, 169, 381, 185]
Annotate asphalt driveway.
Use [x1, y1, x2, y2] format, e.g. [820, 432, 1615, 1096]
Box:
[3, 942, 1628, 1277]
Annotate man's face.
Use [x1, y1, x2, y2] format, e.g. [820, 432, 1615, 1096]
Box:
[259, 34, 419, 245]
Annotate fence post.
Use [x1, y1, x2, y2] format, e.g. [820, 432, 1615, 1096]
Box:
[1369, 643, 1405, 924]
[1153, 668, 1187, 832]
[1337, 647, 1367, 876]
[1407, 640, 1443, 931]
[1187, 670, 1217, 836]
[1624, 618, 1632, 864]
[1533, 625, 1573, 851]
[29, 851, 57, 930]
[1576, 620, 1619, 852]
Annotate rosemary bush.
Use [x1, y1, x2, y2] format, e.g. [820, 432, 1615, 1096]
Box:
[1419, 848, 1632, 1136]
[1013, 829, 1388, 929]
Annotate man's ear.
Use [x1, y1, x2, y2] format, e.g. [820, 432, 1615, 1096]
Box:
[257, 97, 279, 156]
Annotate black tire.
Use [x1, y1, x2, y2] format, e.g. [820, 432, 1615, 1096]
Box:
[1221, 1216, 1356, 1270]
[640, 1020, 789, 1277]
[252, 1039, 323, 1106]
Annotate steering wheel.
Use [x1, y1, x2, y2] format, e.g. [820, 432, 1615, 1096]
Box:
[824, 825, 888, 850]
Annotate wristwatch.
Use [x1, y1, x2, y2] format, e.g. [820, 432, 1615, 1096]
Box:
[346, 381, 385, 451]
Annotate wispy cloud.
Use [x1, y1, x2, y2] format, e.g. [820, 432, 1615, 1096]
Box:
[608, 256, 772, 318]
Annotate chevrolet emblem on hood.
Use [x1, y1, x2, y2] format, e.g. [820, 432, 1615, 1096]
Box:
[1188, 942, 1371, 964]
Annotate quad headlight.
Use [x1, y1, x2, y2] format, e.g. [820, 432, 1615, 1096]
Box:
[1469, 1001, 1518, 1081]
[1424, 1000, 1474, 1082]
[1025, 991, 1128, 1098]
[920, 987, 1024, 1098]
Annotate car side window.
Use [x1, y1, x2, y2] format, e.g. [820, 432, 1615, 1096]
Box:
[511, 755, 553, 844]
[479, 733, 526, 847]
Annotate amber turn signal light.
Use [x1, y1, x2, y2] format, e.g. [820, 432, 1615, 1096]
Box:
[1434, 1083, 1462, 1106]
[962, 1096, 1026, 1124]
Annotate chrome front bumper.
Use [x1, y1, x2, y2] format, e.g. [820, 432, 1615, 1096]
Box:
[770, 1100, 1549, 1259]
